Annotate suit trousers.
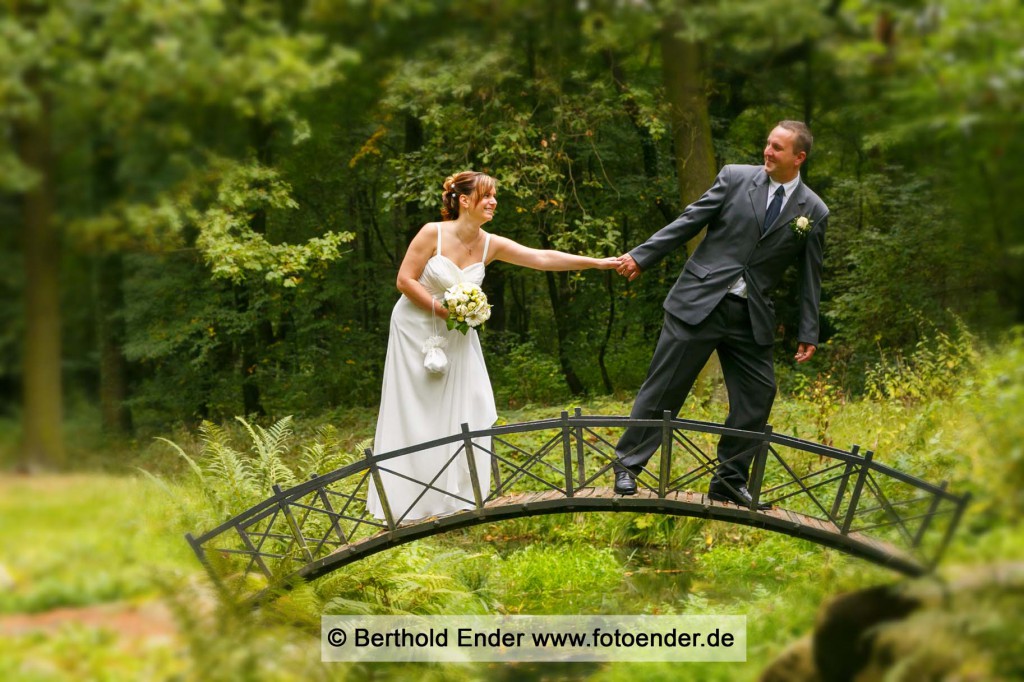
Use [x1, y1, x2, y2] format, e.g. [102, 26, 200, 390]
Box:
[615, 295, 777, 487]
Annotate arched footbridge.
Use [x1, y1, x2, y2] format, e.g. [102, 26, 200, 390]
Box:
[186, 411, 969, 599]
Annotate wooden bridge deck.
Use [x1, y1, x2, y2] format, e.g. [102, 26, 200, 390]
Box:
[298, 487, 924, 583]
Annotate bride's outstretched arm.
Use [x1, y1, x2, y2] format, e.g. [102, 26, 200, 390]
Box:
[397, 223, 449, 319]
[488, 235, 620, 271]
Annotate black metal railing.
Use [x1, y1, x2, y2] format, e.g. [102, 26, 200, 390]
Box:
[186, 410, 969, 596]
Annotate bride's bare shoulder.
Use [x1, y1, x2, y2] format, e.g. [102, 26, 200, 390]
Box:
[409, 222, 438, 241]
[417, 220, 456, 236]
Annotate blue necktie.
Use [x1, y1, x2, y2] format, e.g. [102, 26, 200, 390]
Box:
[764, 185, 784, 234]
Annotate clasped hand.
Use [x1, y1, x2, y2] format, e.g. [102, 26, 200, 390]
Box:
[615, 254, 641, 281]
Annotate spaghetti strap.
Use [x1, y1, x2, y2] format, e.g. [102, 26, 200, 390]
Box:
[436, 223, 443, 257]
[481, 232, 491, 264]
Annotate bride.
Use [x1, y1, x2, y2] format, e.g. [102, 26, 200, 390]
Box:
[366, 171, 619, 523]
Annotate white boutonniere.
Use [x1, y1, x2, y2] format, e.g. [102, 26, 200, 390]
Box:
[791, 215, 813, 237]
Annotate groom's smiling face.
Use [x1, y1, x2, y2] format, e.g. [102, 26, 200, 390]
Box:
[763, 126, 806, 183]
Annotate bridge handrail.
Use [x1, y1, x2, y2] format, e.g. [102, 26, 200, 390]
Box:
[189, 413, 963, 547]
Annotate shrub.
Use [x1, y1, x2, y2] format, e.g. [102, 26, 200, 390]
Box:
[864, 315, 977, 405]
[488, 337, 570, 408]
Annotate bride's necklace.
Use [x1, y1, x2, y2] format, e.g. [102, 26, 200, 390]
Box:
[455, 227, 480, 256]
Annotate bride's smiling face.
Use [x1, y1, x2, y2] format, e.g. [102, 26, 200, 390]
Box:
[463, 189, 497, 224]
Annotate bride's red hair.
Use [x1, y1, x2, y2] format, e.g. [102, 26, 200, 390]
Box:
[441, 171, 496, 220]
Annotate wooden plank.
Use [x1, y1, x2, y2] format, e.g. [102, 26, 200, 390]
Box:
[803, 516, 829, 532]
[517, 491, 545, 505]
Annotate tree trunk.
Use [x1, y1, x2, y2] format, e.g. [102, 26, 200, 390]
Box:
[598, 269, 615, 393]
[18, 73, 65, 470]
[660, 8, 721, 392]
[543, 270, 586, 395]
[538, 226, 585, 395]
[484, 266, 506, 333]
[95, 253, 132, 434]
[237, 117, 277, 418]
[660, 9, 716, 224]
[92, 137, 132, 434]
[403, 114, 428, 245]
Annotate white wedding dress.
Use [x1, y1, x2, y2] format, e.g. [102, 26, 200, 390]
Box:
[366, 225, 498, 522]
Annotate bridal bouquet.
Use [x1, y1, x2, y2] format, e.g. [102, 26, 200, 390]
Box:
[442, 282, 492, 335]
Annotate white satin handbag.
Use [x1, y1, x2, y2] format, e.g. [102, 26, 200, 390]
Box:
[422, 304, 449, 375]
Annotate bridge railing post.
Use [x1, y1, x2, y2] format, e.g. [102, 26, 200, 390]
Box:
[185, 532, 233, 595]
[659, 410, 673, 498]
[912, 480, 947, 548]
[574, 407, 586, 491]
[491, 444, 503, 497]
[234, 524, 272, 578]
[273, 484, 313, 563]
[830, 445, 860, 524]
[841, 449, 874, 535]
[461, 423, 485, 509]
[365, 447, 396, 531]
[561, 411, 575, 498]
[747, 425, 772, 510]
[185, 533, 205, 567]
[930, 491, 971, 570]
[311, 472, 347, 545]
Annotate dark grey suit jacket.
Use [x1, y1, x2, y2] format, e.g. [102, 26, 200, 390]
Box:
[630, 164, 828, 347]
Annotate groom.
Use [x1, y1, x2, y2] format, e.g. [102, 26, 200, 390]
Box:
[613, 120, 828, 509]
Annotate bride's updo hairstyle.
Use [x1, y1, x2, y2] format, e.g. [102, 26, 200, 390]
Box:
[441, 171, 496, 220]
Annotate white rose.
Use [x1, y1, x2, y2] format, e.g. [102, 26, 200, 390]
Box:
[796, 217, 810, 229]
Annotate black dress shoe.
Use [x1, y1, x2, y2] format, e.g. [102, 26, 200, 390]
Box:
[614, 469, 637, 496]
[708, 484, 771, 510]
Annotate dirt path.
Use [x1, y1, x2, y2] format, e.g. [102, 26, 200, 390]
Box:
[0, 600, 178, 642]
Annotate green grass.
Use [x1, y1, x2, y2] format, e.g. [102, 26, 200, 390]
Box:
[1, 333, 1022, 680]
[0, 475, 198, 614]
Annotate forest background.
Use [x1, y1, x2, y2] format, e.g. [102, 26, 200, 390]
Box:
[3, 0, 1022, 465]
[1, 0, 1023, 679]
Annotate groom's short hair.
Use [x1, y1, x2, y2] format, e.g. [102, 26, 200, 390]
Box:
[778, 120, 813, 156]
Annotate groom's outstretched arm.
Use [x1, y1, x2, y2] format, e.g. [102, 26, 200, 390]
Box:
[626, 165, 732, 272]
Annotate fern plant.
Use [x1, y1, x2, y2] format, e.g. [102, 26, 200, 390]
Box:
[317, 544, 495, 615]
[236, 415, 298, 493]
[154, 416, 358, 523]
